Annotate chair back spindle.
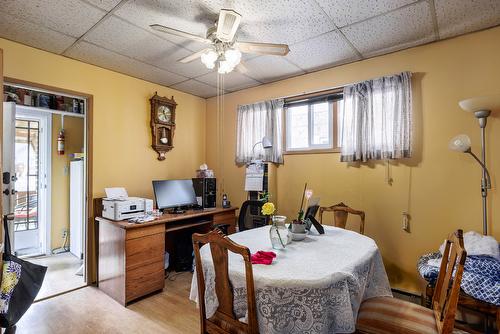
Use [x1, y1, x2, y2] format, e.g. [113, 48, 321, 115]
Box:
[432, 229, 467, 334]
[192, 229, 259, 334]
[319, 202, 365, 234]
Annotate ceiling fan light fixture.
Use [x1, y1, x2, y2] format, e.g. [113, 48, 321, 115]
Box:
[224, 48, 241, 65]
[201, 49, 218, 69]
[218, 60, 234, 74]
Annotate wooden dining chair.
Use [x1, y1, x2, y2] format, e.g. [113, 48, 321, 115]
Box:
[356, 230, 467, 334]
[192, 229, 259, 334]
[319, 202, 366, 234]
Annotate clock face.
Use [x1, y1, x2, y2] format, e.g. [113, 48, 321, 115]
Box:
[157, 105, 171, 123]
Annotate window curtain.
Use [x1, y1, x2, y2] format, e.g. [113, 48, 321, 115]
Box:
[340, 72, 412, 162]
[235, 99, 284, 164]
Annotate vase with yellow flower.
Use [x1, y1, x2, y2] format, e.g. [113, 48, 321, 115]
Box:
[261, 202, 289, 249]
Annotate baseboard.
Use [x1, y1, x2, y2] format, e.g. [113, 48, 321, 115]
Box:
[391, 288, 422, 305]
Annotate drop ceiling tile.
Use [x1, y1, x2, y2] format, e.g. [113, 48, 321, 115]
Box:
[0, 13, 76, 54]
[0, 0, 106, 38]
[287, 30, 359, 72]
[315, 0, 416, 28]
[170, 79, 220, 98]
[341, 1, 435, 57]
[83, 16, 212, 78]
[435, 0, 500, 39]
[195, 71, 260, 92]
[243, 56, 305, 83]
[114, 0, 223, 52]
[84, 0, 122, 11]
[233, 0, 335, 45]
[66, 41, 188, 86]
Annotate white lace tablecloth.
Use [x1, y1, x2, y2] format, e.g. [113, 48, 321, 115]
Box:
[190, 226, 392, 333]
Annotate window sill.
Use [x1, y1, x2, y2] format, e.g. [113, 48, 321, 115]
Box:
[284, 148, 340, 155]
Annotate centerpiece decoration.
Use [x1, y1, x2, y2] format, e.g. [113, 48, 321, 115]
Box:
[290, 183, 313, 240]
[262, 202, 289, 249]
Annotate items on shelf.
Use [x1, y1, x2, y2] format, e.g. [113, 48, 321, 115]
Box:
[3, 84, 85, 114]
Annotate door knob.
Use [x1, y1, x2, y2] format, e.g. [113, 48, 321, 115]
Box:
[4, 213, 14, 221]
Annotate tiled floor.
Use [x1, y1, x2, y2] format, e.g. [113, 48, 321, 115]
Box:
[29, 252, 85, 300]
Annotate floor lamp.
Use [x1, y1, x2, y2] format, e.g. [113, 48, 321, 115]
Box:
[449, 95, 500, 235]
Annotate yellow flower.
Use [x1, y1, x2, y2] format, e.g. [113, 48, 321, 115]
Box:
[261, 202, 276, 216]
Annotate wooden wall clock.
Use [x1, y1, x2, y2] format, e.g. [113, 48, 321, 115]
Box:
[150, 92, 177, 160]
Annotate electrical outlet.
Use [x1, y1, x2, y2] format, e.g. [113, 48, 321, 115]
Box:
[62, 229, 67, 239]
[402, 212, 410, 232]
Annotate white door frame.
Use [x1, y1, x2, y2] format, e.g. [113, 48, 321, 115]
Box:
[15, 107, 52, 256]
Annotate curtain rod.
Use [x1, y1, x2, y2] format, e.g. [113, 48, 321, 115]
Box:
[237, 71, 411, 108]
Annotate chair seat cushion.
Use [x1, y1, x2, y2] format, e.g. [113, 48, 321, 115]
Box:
[357, 296, 438, 334]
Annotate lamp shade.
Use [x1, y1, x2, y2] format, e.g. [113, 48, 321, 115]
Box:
[449, 134, 471, 152]
[459, 94, 500, 113]
[262, 136, 272, 149]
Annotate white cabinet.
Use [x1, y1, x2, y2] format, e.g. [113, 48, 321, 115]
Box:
[70, 160, 84, 258]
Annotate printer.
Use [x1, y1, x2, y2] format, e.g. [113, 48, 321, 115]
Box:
[102, 197, 154, 221]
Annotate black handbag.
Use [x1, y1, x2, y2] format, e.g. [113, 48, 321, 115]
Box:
[0, 215, 47, 328]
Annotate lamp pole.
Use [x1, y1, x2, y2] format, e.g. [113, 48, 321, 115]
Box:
[475, 110, 491, 235]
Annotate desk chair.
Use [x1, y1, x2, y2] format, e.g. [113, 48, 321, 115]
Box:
[356, 230, 467, 334]
[319, 202, 365, 234]
[238, 200, 269, 231]
[192, 230, 258, 334]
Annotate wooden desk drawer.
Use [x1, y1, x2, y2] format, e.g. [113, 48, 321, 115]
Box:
[126, 224, 164, 240]
[214, 211, 236, 234]
[214, 211, 236, 223]
[126, 261, 164, 302]
[126, 233, 164, 271]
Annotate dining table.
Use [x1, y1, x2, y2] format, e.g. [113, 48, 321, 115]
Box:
[190, 225, 392, 334]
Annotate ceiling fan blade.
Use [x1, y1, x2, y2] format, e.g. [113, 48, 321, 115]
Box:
[178, 48, 211, 64]
[236, 42, 290, 56]
[216, 9, 242, 42]
[235, 61, 248, 74]
[150, 24, 212, 44]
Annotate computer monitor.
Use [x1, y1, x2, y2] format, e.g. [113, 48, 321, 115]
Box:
[152, 179, 198, 213]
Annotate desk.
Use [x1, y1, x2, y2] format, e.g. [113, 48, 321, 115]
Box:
[96, 207, 237, 305]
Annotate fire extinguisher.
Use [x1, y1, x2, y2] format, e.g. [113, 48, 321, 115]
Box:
[57, 129, 65, 155]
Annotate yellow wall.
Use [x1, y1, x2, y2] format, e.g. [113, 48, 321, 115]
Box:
[0, 37, 206, 202]
[51, 115, 84, 250]
[206, 26, 500, 293]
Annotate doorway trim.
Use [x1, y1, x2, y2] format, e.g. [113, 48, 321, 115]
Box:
[15, 107, 52, 256]
[4, 77, 94, 285]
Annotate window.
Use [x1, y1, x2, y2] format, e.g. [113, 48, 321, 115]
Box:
[14, 119, 40, 232]
[285, 94, 343, 153]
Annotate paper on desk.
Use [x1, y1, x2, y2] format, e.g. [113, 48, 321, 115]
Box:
[105, 187, 128, 200]
[245, 163, 264, 191]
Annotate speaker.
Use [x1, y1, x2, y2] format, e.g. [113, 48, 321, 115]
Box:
[192, 178, 216, 208]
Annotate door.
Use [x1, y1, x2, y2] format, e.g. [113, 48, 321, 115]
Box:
[2, 102, 16, 251]
[15, 108, 51, 257]
[14, 113, 47, 256]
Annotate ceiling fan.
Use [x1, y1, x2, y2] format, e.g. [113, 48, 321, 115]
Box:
[150, 9, 290, 74]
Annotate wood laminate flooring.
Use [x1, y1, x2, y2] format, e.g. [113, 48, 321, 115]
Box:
[18, 272, 199, 334]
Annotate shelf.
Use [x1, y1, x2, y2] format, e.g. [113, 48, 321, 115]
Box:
[164, 220, 212, 233]
[16, 105, 85, 118]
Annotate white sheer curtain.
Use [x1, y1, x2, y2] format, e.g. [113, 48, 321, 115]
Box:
[236, 99, 284, 164]
[340, 72, 412, 162]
